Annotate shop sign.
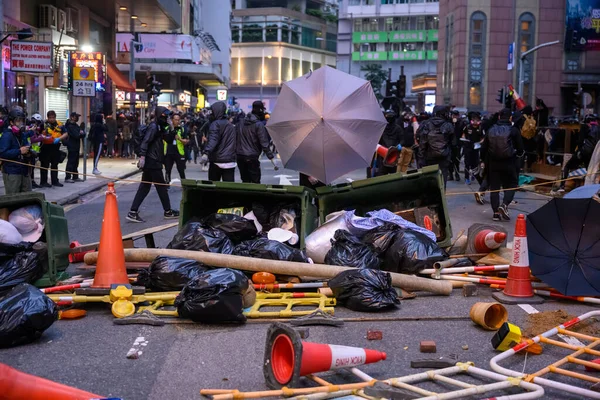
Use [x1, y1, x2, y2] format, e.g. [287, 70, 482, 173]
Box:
[10, 41, 53, 73]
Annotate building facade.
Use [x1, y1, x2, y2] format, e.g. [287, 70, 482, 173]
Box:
[337, 0, 439, 109]
[230, 0, 338, 112]
[436, 0, 600, 116]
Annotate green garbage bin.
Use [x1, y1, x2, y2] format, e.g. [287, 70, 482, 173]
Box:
[179, 180, 318, 249]
[0, 192, 70, 286]
[315, 165, 453, 247]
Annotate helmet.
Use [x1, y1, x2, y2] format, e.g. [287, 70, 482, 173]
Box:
[31, 113, 43, 122]
[383, 109, 396, 123]
[584, 113, 598, 123]
[432, 105, 449, 119]
[468, 111, 481, 120]
[8, 106, 25, 122]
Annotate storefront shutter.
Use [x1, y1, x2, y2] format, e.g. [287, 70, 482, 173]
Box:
[45, 89, 70, 123]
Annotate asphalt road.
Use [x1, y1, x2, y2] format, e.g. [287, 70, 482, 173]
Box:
[1, 160, 595, 400]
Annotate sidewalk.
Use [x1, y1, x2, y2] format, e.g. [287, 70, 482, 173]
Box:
[0, 157, 141, 206]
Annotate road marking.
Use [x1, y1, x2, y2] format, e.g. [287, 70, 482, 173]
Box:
[274, 174, 299, 185]
[126, 336, 149, 359]
[518, 304, 584, 346]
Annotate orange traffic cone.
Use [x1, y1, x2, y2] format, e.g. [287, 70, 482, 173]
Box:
[0, 363, 102, 400]
[493, 214, 543, 304]
[376, 144, 400, 167]
[508, 84, 527, 111]
[474, 230, 507, 253]
[264, 323, 386, 389]
[91, 182, 129, 288]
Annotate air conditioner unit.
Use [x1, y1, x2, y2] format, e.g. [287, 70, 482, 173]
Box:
[58, 9, 67, 32]
[39, 5, 58, 30]
[66, 8, 79, 33]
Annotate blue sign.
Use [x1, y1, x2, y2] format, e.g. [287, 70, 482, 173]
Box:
[507, 42, 514, 70]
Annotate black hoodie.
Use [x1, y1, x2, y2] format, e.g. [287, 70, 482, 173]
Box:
[417, 117, 454, 161]
[237, 112, 273, 158]
[204, 101, 236, 163]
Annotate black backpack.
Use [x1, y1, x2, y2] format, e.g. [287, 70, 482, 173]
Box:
[133, 124, 149, 156]
[488, 124, 514, 160]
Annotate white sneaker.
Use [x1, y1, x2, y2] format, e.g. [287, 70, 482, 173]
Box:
[93, 169, 102, 175]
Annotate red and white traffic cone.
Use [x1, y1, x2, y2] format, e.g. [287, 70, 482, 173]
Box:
[376, 144, 400, 167]
[493, 214, 543, 304]
[508, 84, 527, 111]
[264, 323, 386, 389]
[474, 230, 507, 253]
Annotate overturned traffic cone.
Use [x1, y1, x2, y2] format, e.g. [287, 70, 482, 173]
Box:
[68, 241, 94, 263]
[0, 363, 102, 400]
[508, 84, 527, 111]
[264, 323, 386, 389]
[92, 182, 129, 288]
[474, 230, 507, 253]
[376, 144, 400, 167]
[492, 214, 543, 304]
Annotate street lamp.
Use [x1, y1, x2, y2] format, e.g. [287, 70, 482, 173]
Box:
[80, 44, 94, 53]
[518, 40, 560, 98]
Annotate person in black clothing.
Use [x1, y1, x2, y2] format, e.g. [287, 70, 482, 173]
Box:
[417, 105, 454, 188]
[89, 114, 106, 175]
[480, 108, 524, 221]
[201, 101, 237, 182]
[397, 110, 416, 173]
[236, 100, 273, 183]
[374, 109, 401, 176]
[127, 106, 179, 223]
[64, 112, 84, 182]
[462, 111, 483, 185]
[449, 109, 464, 181]
[558, 114, 600, 193]
[40, 110, 67, 188]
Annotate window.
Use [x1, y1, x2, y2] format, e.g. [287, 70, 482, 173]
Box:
[468, 11, 486, 110]
[368, 18, 378, 31]
[518, 13, 535, 104]
[353, 19, 362, 32]
[416, 16, 425, 30]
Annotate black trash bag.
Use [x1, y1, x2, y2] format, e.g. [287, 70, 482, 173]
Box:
[201, 213, 258, 244]
[233, 238, 309, 263]
[135, 256, 209, 291]
[251, 202, 271, 228]
[0, 242, 48, 295]
[0, 283, 58, 348]
[325, 230, 381, 269]
[361, 224, 401, 255]
[381, 229, 447, 274]
[328, 269, 399, 312]
[175, 268, 248, 323]
[167, 221, 234, 254]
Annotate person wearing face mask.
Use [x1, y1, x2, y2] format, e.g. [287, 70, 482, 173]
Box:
[0, 107, 34, 194]
[416, 105, 454, 188]
[373, 109, 402, 177]
[200, 101, 237, 182]
[461, 111, 483, 185]
[397, 110, 417, 173]
[236, 100, 273, 183]
[163, 113, 189, 184]
[64, 112, 84, 183]
[40, 110, 68, 188]
[448, 109, 464, 182]
[89, 113, 107, 175]
[127, 107, 179, 223]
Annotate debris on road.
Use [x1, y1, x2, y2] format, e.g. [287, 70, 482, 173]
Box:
[419, 340, 436, 353]
[367, 330, 383, 340]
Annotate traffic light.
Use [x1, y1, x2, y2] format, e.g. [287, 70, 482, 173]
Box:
[144, 74, 162, 98]
[496, 87, 505, 104]
[145, 74, 153, 94]
[504, 90, 512, 108]
[397, 74, 406, 99]
[385, 80, 392, 97]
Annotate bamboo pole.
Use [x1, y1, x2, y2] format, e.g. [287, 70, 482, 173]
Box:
[84, 248, 453, 295]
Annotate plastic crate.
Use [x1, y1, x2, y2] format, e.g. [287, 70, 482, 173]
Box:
[315, 165, 452, 247]
[179, 180, 318, 249]
[0, 192, 70, 286]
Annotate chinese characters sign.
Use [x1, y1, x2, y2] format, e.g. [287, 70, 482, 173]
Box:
[10, 41, 53, 73]
[70, 51, 105, 85]
[73, 80, 95, 97]
[566, 0, 600, 51]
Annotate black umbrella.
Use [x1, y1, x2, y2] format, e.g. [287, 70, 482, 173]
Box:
[527, 198, 600, 296]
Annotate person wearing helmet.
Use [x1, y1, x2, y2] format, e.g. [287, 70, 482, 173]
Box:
[236, 100, 273, 183]
[0, 107, 33, 194]
[40, 110, 68, 188]
[127, 107, 179, 223]
[200, 101, 237, 182]
[558, 113, 599, 193]
[416, 105, 455, 188]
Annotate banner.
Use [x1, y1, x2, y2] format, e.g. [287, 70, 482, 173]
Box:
[10, 41, 53, 73]
[566, 0, 600, 51]
[116, 34, 202, 62]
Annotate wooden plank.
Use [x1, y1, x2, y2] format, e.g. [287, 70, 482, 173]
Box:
[71, 222, 178, 253]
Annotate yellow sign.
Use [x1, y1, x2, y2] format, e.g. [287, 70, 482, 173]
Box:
[73, 66, 95, 81]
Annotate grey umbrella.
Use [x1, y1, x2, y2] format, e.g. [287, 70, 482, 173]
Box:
[266, 66, 387, 184]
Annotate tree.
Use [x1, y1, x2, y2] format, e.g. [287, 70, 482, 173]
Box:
[361, 64, 387, 99]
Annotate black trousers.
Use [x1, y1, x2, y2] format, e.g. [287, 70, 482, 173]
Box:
[39, 144, 60, 185]
[463, 146, 480, 180]
[237, 156, 261, 183]
[427, 158, 450, 189]
[208, 163, 235, 182]
[65, 148, 80, 180]
[164, 153, 186, 182]
[130, 168, 171, 212]
[450, 146, 461, 178]
[489, 161, 518, 212]
[106, 135, 116, 157]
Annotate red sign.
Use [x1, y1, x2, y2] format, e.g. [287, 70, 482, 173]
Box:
[70, 51, 105, 85]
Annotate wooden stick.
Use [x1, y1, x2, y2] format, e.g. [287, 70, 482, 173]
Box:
[84, 248, 453, 295]
[449, 253, 488, 259]
[445, 229, 465, 252]
[158, 315, 471, 324]
[204, 381, 376, 400]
